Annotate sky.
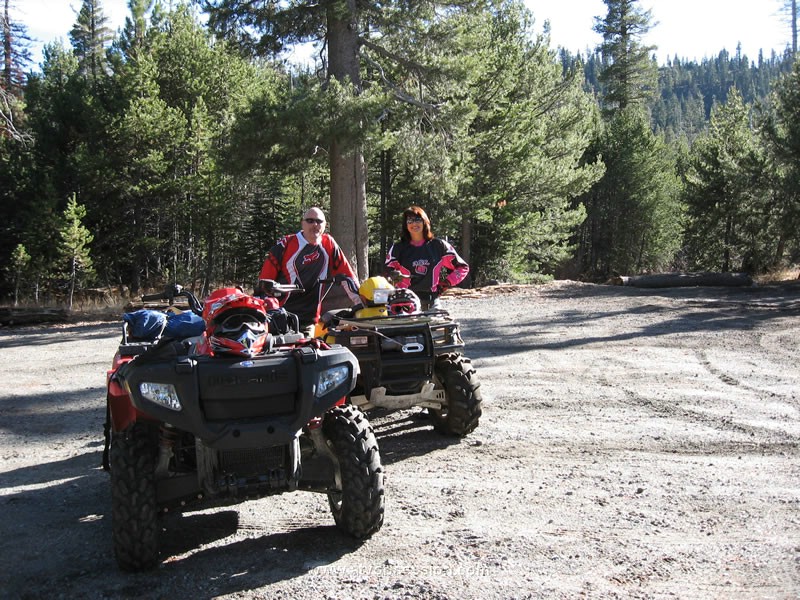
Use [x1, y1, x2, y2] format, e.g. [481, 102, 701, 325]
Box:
[13, 0, 794, 69]
[525, 0, 791, 63]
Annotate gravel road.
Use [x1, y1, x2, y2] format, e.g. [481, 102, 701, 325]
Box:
[1, 280, 799, 599]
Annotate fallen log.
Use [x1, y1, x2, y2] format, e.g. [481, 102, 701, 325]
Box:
[0, 307, 70, 326]
[609, 272, 754, 288]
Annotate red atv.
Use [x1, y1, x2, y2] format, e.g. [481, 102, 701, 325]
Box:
[104, 283, 384, 571]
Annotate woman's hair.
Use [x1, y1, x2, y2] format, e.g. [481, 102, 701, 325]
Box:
[401, 205, 434, 242]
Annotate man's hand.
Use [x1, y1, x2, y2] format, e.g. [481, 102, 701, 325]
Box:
[437, 279, 452, 294]
[387, 269, 407, 283]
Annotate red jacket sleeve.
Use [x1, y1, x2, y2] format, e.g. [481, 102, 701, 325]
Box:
[324, 235, 362, 304]
[259, 236, 289, 281]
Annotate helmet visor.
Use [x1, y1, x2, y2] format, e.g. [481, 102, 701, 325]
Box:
[217, 312, 266, 335]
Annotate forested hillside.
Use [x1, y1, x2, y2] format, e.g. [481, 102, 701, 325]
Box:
[1, 0, 798, 306]
[566, 45, 796, 142]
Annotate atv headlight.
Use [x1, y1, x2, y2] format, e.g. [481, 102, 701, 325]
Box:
[140, 382, 182, 411]
[372, 289, 390, 304]
[316, 365, 350, 397]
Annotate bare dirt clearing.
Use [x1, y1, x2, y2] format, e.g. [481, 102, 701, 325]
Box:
[1, 280, 799, 599]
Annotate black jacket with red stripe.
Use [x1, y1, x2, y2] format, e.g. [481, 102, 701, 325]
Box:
[259, 232, 360, 326]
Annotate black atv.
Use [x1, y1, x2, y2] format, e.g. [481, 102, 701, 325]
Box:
[319, 277, 482, 437]
[105, 283, 384, 571]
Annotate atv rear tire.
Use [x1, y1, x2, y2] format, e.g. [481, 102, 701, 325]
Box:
[323, 405, 384, 538]
[430, 353, 482, 436]
[110, 422, 159, 571]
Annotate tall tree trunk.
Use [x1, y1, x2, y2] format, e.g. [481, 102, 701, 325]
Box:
[379, 148, 389, 263]
[68, 256, 77, 311]
[329, 143, 368, 280]
[723, 215, 732, 272]
[460, 214, 472, 287]
[379, 117, 391, 269]
[326, 0, 368, 279]
[3, 0, 12, 90]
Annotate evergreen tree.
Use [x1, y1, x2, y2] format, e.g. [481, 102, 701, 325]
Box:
[683, 89, 772, 272]
[119, 0, 153, 54]
[593, 0, 657, 115]
[760, 59, 800, 265]
[575, 0, 683, 278]
[8, 242, 29, 305]
[1, 0, 30, 92]
[94, 5, 281, 292]
[13, 44, 86, 291]
[435, 3, 602, 281]
[70, 0, 114, 85]
[576, 109, 682, 276]
[219, 1, 602, 283]
[59, 193, 95, 309]
[202, 0, 496, 278]
[781, 0, 798, 54]
[1, 0, 32, 141]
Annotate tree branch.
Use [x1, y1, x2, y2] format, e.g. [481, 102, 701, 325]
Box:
[0, 88, 32, 145]
[358, 39, 442, 111]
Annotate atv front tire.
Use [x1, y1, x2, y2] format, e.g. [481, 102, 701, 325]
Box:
[110, 422, 159, 571]
[430, 353, 482, 436]
[323, 405, 384, 538]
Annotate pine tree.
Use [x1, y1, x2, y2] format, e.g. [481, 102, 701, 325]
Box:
[593, 0, 657, 115]
[575, 0, 683, 277]
[9, 243, 29, 306]
[760, 59, 800, 265]
[202, 0, 500, 278]
[70, 0, 114, 85]
[1, 0, 32, 141]
[781, 0, 798, 54]
[576, 109, 682, 276]
[95, 5, 281, 293]
[59, 194, 94, 310]
[683, 89, 771, 272]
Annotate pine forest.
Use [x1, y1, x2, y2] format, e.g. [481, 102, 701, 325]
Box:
[1, 0, 799, 306]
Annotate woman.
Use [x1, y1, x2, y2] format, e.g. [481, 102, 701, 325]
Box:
[385, 205, 469, 309]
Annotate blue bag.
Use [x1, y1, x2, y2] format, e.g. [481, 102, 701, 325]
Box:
[164, 311, 206, 339]
[123, 310, 167, 340]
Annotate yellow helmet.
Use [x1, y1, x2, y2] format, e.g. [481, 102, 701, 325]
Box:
[358, 276, 394, 305]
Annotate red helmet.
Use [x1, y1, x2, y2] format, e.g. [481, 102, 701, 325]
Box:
[203, 288, 269, 357]
[387, 288, 421, 315]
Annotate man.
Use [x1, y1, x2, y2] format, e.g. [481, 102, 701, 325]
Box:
[258, 207, 362, 336]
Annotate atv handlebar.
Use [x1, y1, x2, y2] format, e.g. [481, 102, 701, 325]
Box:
[257, 279, 304, 298]
[140, 284, 182, 302]
[141, 284, 203, 316]
[318, 274, 351, 285]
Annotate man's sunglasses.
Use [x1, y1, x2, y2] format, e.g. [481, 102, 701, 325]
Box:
[304, 218, 324, 225]
[406, 216, 424, 224]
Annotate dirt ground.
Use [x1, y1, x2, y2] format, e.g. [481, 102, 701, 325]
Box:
[1, 280, 799, 599]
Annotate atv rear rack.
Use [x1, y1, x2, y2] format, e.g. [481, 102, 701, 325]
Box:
[329, 313, 464, 398]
